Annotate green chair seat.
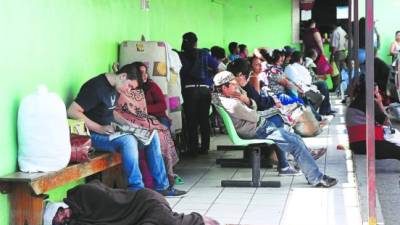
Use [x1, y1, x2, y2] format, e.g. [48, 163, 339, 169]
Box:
[213, 103, 280, 188]
[214, 104, 274, 146]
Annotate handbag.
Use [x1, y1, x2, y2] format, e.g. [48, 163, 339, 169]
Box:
[68, 119, 92, 163]
[316, 55, 333, 75]
[305, 90, 324, 107]
[293, 106, 321, 137]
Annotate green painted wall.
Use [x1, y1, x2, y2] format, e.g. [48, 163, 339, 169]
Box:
[0, 1, 142, 224]
[0, 1, 225, 224]
[358, 0, 400, 63]
[0, 0, 296, 224]
[148, 0, 224, 50]
[223, 0, 294, 54]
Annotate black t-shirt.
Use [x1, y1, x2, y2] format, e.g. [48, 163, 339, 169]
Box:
[75, 74, 118, 126]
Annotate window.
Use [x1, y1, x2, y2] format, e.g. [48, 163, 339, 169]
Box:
[337, 6, 349, 19]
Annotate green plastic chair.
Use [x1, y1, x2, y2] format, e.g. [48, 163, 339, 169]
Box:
[213, 104, 280, 188]
[214, 105, 275, 146]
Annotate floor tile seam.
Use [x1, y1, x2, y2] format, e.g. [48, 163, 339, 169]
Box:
[174, 161, 220, 207]
[203, 167, 239, 215]
[277, 172, 294, 225]
[278, 104, 335, 225]
[351, 151, 382, 224]
[323, 107, 340, 174]
[237, 168, 269, 224]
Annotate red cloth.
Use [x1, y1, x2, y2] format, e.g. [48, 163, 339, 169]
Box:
[139, 149, 155, 189]
[144, 81, 168, 119]
[316, 55, 333, 75]
[115, 89, 178, 185]
[347, 125, 384, 143]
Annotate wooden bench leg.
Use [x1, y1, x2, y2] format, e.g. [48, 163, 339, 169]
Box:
[9, 184, 47, 225]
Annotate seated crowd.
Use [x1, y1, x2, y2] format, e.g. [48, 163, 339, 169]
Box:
[46, 30, 357, 224]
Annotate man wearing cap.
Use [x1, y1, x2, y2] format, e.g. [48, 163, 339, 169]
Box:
[44, 180, 220, 225]
[212, 71, 338, 188]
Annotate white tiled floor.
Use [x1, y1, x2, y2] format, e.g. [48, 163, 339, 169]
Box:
[168, 98, 363, 225]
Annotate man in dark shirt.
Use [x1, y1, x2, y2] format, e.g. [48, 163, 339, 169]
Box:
[67, 65, 185, 197]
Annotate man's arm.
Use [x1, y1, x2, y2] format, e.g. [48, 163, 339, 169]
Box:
[330, 32, 339, 63]
[231, 92, 252, 107]
[67, 101, 114, 135]
[113, 110, 131, 126]
[222, 98, 258, 123]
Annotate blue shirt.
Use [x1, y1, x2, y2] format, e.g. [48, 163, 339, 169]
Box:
[179, 49, 219, 87]
[228, 54, 240, 62]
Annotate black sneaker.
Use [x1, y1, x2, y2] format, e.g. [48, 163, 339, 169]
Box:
[159, 186, 187, 197]
[313, 175, 338, 188]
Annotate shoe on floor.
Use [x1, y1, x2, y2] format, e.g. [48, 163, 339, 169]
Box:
[321, 115, 334, 122]
[174, 174, 185, 185]
[310, 147, 327, 160]
[313, 175, 338, 188]
[158, 186, 187, 197]
[279, 167, 303, 176]
[321, 111, 336, 116]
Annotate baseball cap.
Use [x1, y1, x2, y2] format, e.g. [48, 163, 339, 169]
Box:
[213, 71, 235, 86]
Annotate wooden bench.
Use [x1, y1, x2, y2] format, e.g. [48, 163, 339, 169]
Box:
[0, 152, 123, 225]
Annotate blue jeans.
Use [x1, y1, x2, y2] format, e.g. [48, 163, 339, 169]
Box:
[157, 116, 171, 129]
[254, 120, 323, 185]
[314, 81, 332, 114]
[90, 131, 169, 191]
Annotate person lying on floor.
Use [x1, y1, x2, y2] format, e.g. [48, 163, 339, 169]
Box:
[346, 76, 400, 159]
[44, 180, 220, 225]
[211, 71, 338, 187]
[227, 58, 327, 162]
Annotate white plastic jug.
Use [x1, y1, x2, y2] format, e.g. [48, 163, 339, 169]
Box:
[18, 85, 71, 172]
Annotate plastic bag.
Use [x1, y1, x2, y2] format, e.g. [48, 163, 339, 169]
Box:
[18, 85, 71, 172]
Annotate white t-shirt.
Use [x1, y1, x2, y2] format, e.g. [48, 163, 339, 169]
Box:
[331, 26, 347, 51]
[284, 63, 313, 92]
[217, 62, 227, 72]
